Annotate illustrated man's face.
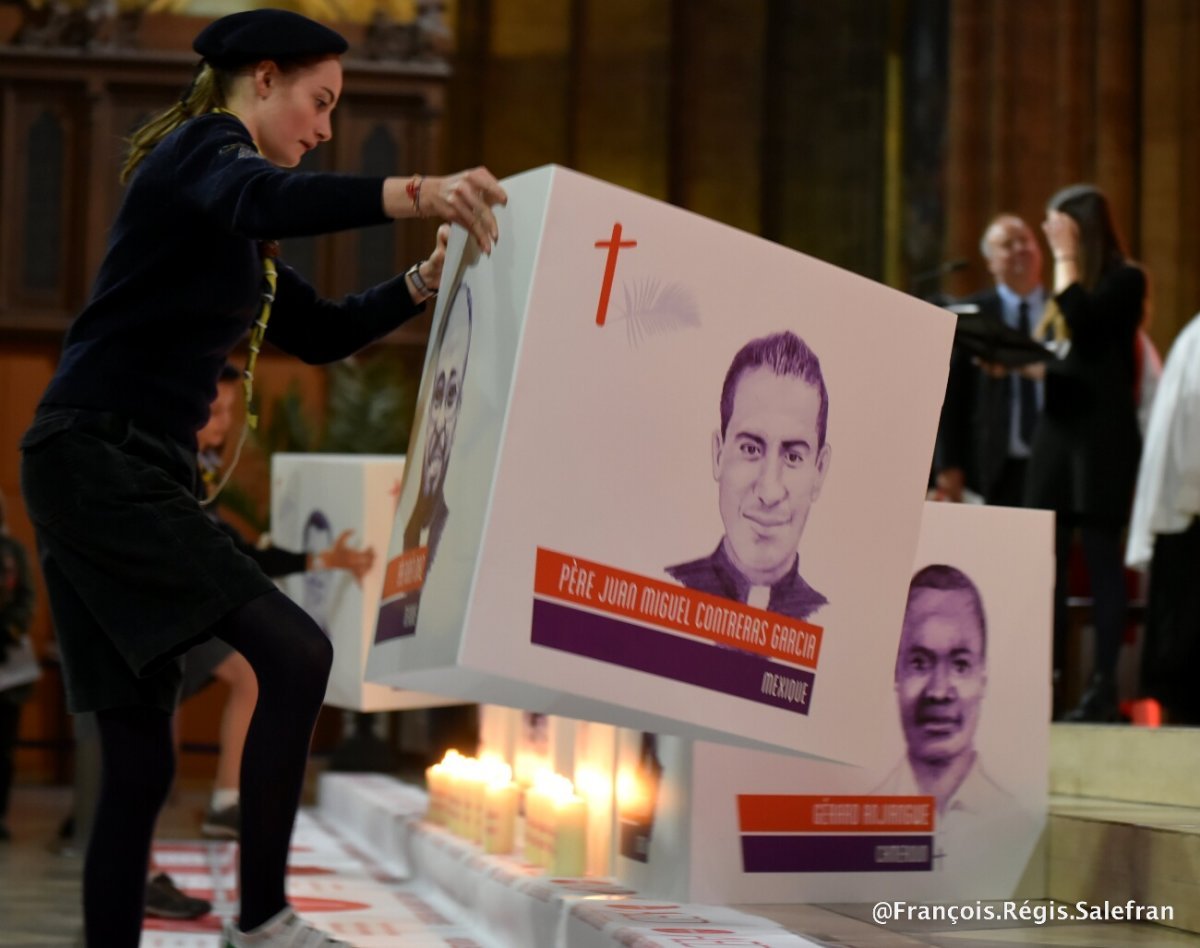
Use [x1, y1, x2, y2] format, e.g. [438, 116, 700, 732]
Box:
[199, 380, 239, 453]
[302, 518, 335, 620]
[984, 216, 1043, 295]
[422, 293, 470, 496]
[712, 367, 830, 586]
[304, 521, 333, 557]
[895, 587, 987, 766]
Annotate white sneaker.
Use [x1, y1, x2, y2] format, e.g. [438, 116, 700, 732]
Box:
[223, 907, 352, 947]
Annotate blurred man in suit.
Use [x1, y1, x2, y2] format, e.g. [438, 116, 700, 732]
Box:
[935, 214, 1047, 506]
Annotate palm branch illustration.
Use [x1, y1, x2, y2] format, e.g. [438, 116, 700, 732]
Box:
[614, 278, 701, 347]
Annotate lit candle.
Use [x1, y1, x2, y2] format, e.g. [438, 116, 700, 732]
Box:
[575, 765, 612, 877]
[427, 749, 467, 827]
[551, 793, 588, 876]
[523, 782, 547, 865]
[483, 780, 519, 854]
[515, 749, 544, 789]
[443, 750, 469, 836]
[470, 756, 507, 846]
[424, 762, 447, 826]
[525, 770, 569, 866]
[456, 757, 475, 842]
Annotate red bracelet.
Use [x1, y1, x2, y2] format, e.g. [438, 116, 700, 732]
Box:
[406, 174, 423, 216]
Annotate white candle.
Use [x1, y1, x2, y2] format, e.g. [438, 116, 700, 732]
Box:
[442, 750, 468, 837]
[523, 785, 548, 865]
[424, 763, 447, 826]
[551, 795, 588, 877]
[483, 780, 519, 854]
[525, 770, 570, 866]
[464, 759, 486, 843]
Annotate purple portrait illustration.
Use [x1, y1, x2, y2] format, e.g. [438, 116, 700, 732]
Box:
[667, 330, 832, 621]
[301, 509, 334, 634]
[377, 281, 473, 640]
[871, 564, 1025, 872]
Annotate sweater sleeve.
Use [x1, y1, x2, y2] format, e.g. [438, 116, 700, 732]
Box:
[215, 518, 308, 578]
[264, 263, 426, 364]
[173, 114, 391, 240]
[1055, 265, 1146, 348]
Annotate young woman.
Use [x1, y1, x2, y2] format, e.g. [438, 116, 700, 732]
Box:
[19, 9, 506, 946]
[1024, 184, 1145, 723]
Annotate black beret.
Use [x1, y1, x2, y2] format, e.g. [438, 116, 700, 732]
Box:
[193, 9, 348, 69]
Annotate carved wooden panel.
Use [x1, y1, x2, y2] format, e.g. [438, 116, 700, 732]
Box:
[0, 50, 447, 333]
[0, 84, 86, 323]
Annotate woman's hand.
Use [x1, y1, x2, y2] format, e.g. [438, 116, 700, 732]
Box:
[1043, 209, 1081, 291]
[312, 529, 375, 585]
[1043, 210, 1080, 261]
[386, 167, 507, 253]
[418, 224, 451, 292]
[422, 167, 507, 253]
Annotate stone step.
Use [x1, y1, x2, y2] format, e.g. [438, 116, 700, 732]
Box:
[1051, 723, 1200, 807]
[1049, 724, 1200, 937]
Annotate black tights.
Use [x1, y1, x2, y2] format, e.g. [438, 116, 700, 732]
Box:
[85, 589, 332, 946]
[1052, 518, 1128, 681]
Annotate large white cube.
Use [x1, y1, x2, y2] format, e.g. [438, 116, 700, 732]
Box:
[613, 503, 1053, 903]
[367, 165, 954, 763]
[271, 453, 457, 711]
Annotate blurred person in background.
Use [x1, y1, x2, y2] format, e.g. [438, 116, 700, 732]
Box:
[1024, 184, 1145, 722]
[935, 214, 1048, 507]
[1126, 311, 1200, 724]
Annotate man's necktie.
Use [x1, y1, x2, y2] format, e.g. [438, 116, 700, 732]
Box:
[1018, 300, 1037, 444]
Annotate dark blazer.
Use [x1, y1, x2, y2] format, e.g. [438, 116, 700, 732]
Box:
[936, 289, 1028, 501]
[1025, 264, 1144, 522]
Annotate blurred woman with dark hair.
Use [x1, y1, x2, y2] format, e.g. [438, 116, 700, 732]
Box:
[1025, 184, 1146, 722]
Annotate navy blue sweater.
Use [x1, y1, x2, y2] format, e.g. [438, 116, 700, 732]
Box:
[42, 112, 424, 447]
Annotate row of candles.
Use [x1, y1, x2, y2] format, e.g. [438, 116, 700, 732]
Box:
[424, 751, 588, 876]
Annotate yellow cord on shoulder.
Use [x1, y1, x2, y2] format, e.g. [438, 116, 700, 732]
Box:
[200, 242, 278, 508]
[244, 243, 279, 434]
[197, 111, 279, 506]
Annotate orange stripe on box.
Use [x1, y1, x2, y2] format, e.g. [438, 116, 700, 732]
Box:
[534, 547, 822, 669]
[737, 794, 935, 833]
[381, 547, 428, 599]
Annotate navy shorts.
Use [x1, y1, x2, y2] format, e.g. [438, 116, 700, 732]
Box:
[19, 407, 275, 713]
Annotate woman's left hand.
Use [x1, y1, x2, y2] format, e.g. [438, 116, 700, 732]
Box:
[1043, 210, 1080, 261]
[418, 224, 451, 293]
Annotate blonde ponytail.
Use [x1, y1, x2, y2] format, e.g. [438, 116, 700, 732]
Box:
[121, 64, 228, 184]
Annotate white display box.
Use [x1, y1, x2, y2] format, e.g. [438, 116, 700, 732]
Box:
[564, 900, 818, 948]
[317, 773, 429, 879]
[271, 453, 458, 711]
[367, 164, 954, 763]
[613, 503, 1053, 904]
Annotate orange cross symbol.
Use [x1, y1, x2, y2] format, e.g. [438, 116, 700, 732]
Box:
[594, 223, 637, 326]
